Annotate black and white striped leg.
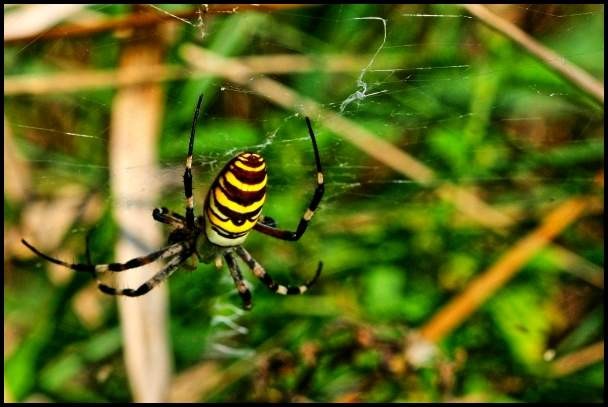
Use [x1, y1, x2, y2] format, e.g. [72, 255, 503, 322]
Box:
[224, 252, 253, 310]
[253, 117, 324, 241]
[98, 253, 187, 297]
[153, 207, 186, 228]
[235, 246, 322, 295]
[184, 94, 204, 228]
[21, 239, 185, 274]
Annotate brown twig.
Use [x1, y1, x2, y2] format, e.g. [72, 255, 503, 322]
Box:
[463, 4, 604, 104]
[419, 197, 589, 344]
[550, 340, 604, 377]
[110, 19, 170, 402]
[4, 4, 314, 45]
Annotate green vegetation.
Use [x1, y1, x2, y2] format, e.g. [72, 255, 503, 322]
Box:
[5, 4, 604, 402]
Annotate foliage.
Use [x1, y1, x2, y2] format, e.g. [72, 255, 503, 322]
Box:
[4, 4, 604, 402]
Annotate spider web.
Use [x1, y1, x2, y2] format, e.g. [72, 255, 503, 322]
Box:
[4, 3, 604, 399]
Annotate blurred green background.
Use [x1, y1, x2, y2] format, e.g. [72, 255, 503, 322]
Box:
[4, 4, 604, 402]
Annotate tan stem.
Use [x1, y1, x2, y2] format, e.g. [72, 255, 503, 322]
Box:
[463, 4, 603, 104]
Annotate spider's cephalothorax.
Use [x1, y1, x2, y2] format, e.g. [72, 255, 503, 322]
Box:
[21, 94, 324, 310]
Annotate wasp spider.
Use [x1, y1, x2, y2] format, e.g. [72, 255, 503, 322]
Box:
[22, 95, 324, 310]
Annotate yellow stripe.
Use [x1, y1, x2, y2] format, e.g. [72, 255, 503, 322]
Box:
[234, 160, 266, 172]
[207, 209, 256, 233]
[208, 196, 229, 221]
[214, 186, 265, 213]
[225, 171, 267, 192]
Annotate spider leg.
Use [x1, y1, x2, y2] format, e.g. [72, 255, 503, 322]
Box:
[184, 94, 204, 228]
[258, 215, 277, 228]
[21, 239, 184, 273]
[224, 252, 253, 310]
[254, 117, 324, 241]
[98, 252, 188, 297]
[153, 207, 186, 228]
[235, 246, 322, 295]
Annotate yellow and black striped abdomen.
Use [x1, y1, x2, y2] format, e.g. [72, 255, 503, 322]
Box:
[204, 153, 267, 246]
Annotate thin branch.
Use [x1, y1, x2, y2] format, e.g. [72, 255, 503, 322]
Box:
[419, 197, 590, 344]
[4, 4, 315, 45]
[463, 4, 604, 104]
[550, 340, 604, 377]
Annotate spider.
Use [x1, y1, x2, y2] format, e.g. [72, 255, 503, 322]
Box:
[21, 94, 324, 310]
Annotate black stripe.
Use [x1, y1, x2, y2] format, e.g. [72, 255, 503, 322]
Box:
[226, 163, 266, 184]
[183, 168, 193, 199]
[99, 281, 153, 297]
[22, 239, 95, 272]
[309, 184, 325, 211]
[207, 198, 230, 221]
[261, 273, 277, 290]
[224, 253, 252, 310]
[209, 222, 248, 239]
[217, 177, 266, 206]
[211, 188, 263, 222]
[183, 166, 194, 228]
[158, 207, 186, 220]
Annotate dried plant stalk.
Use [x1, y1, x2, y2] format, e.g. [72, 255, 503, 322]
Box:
[110, 23, 170, 402]
[419, 197, 589, 343]
[463, 4, 604, 104]
[550, 340, 604, 377]
[4, 54, 404, 96]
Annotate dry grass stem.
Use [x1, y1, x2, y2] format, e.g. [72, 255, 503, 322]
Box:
[464, 4, 604, 104]
[3, 4, 89, 42]
[420, 197, 590, 343]
[4, 117, 31, 203]
[4, 54, 402, 96]
[547, 245, 604, 289]
[550, 340, 604, 377]
[110, 23, 170, 402]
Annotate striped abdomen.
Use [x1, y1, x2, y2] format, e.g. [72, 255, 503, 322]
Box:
[204, 153, 267, 246]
